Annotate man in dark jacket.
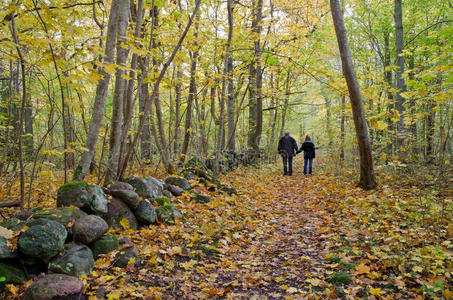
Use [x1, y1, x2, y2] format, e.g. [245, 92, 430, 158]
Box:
[278, 130, 298, 176]
[299, 135, 315, 175]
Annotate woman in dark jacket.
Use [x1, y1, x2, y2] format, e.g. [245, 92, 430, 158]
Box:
[299, 135, 315, 175]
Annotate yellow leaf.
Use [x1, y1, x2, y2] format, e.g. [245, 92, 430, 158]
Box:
[171, 246, 182, 255]
[413, 266, 423, 273]
[6, 284, 19, 296]
[274, 276, 285, 283]
[127, 256, 135, 265]
[369, 287, 382, 296]
[180, 259, 197, 270]
[354, 264, 370, 276]
[120, 218, 130, 230]
[286, 287, 299, 294]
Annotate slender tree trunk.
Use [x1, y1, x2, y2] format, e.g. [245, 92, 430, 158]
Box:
[340, 96, 345, 168]
[247, 0, 263, 157]
[10, 15, 26, 206]
[73, 0, 123, 181]
[330, 0, 377, 189]
[181, 18, 199, 160]
[173, 68, 182, 156]
[394, 0, 406, 147]
[225, 0, 235, 152]
[24, 93, 33, 156]
[383, 30, 393, 155]
[104, 0, 129, 183]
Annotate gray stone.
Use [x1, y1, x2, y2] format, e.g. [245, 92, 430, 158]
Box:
[89, 233, 119, 257]
[134, 200, 156, 225]
[0, 236, 16, 259]
[13, 210, 32, 221]
[56, 181, 91, 208]
[165, 176, 191, 191]
[87, 185, 108, 215]
[22, 273, 84, 300]
[126, 176, 160, 199]
[110, 190, 140, 210]
[73, 215, 108, 244]
[192, 193, 211, 203]
[0, 262, 26, 292]
[105, 197, 138, 230]
[0, 217, 25, 232]
[113, 245, 139, 268]
[167, 184, 184, 197]
[156, 205, 183, 224]
[48, 243, 94, 276]
[18, 219, 67, 259]
[109, 181, 134, 191]
[32, 207, 87, 231]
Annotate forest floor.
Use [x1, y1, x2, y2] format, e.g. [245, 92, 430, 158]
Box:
[2, 158, 452, 299]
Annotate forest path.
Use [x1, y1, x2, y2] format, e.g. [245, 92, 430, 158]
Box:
[166, 159, 343, 298]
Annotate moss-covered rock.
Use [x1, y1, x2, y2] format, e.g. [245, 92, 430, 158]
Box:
[156, 205, 183, 224]
[126, 176, 164, 199]
[134, 200, 156, 225]
[0, 217, 25, 232]
[87, 185, 108, 215]
[105, 197, 138, 230]
[18, 219, 67, 259]
[110, 190, 140, 210]
[0, 236, 16, 259]
[0, 262, 26, 292]
[89, 233, 119, 257]
[165, 176, 191, 191]
[113, 245, 139, 268]
[32, 207, 87, 231]
[191, 193, 211, 204]
[57, 182, 91, 209]
[48, 243, 94, 276]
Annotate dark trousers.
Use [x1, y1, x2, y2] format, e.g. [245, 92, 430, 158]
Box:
[304, 158, 313, 175]
[282, 156, 293, 175]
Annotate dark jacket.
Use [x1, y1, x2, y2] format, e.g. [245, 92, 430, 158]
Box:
[278, 135, 298, 157]
[300, 141, 315, 159]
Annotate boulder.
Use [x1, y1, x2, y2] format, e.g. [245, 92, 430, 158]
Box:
[105, 197, 138, 230]
[134, 200, 156, 225]
[110, 190, 140, 210]
[87, 185, 108, 215]
[156, 205, 183, 224]
[72, 215, 108, 244]
[18, 219, 67, 259]
[0, 217, 25, 232]
[192, 193, 211, 204]
[57, 181, 91, 208]
[89, 233, 119, 257]
[0, 236, 16, 259]
[0, 262, 26, 292]
[113, 245, 139, 268]
[220, 186, 238, 195]
[22, 273, 84, 300]
[109, 181, 134, 191]
[183, 171, 196, 180]
[32, 207, 87, 231]
[12, 210, 32, 221]
[126, 176, 164, 199]
[165, 176, 191, 191]
[162, 189, 173, 199]
[48, 243, 94, 276]
[167, 184, 184, 197]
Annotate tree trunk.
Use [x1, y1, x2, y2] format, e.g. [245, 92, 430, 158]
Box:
[225, 0, 235, 152]
[173, 68, 182, 156]
[247, 0, 263, 158]
[340, 96, 346, 168]
[330, 0, 377, 189]
[394, 0, 406, 147]
[73, 0, 123, 181]
[181, 18, 199, 160]
[104, 0, 129, 183]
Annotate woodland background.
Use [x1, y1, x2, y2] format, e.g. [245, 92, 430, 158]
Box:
[0, 0, 452, 202]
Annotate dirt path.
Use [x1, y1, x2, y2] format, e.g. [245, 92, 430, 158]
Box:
[167, 160, 339, 298]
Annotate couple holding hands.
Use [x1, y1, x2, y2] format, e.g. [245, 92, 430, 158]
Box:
[278, 130, 316, 176]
